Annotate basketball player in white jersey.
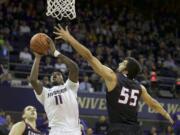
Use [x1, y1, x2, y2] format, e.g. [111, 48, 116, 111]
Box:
[29, 36, 81, 135]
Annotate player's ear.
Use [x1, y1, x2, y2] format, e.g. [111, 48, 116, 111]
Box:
[22, 114, 25, 119]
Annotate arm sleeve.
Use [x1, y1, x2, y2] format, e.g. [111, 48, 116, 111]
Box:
[34, 87, 47, 105]
[65, 79, 79, 93]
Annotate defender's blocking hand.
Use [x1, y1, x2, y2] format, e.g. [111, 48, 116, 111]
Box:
[53, 24, 71, 42]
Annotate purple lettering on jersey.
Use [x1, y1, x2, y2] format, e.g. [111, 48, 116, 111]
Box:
[55, 96, 59, 105]
[54, 95, 63, 105]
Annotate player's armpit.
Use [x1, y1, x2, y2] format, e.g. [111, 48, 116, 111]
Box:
[88, 56, 116, 82]
[9, 122, 25, 135]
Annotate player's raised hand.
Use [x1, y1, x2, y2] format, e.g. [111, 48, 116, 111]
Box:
[53, 24, 71, 42]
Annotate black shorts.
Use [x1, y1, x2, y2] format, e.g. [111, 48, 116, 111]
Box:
[107, 123, 143, 135]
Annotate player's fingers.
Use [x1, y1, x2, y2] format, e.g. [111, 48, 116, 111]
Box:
[53, 32, 61, 35]
[65, 26, 69, 32]
[54, 26, 60, 32]
[55, 36, 62, 40]
[58, 24, 63, 29]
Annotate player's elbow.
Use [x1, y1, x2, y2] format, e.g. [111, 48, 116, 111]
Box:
[84, 50, 93, 60]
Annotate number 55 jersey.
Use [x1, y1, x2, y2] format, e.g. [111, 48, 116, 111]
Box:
[34, 79, 80, 132]
[106, 72, 142, 125]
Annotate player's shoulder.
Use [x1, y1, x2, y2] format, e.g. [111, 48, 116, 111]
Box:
[133, 79, 141, 85]
[12, 121, 26, 129]
[65, 78, 79, 85]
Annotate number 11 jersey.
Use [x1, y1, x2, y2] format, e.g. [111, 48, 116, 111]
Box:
[34, 79, 80, 132]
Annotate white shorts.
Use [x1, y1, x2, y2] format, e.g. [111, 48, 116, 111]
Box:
[49, 128, 81, 135]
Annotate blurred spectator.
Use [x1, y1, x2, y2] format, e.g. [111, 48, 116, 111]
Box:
[163, 54, 177, 71]
[86, 128, 94, 135]
[0, 35, 13, 58]
[0, 109, 6, 126]
[60, 42, 73, 53]
[149, 126, 158, 135]
[90, 73, 101, 92]
[0, 72, 12, 86]
[172, 78, 180, 98]
[36, 113, 49, 135]
[42, 75, 51, 88]
[0, 109, 8, 135]
[19, 47, 32, 64]
[0, 64, 8, 82]
[79, 75, 93, 92]
[43, 56, 53, 73]
[173, 112, 180, 135]
[150, 71, 158, 92]
[165, 125, 175, 135]
[80, 119, 88, 135]
[54, 57, 67, 73]
[5, 114, 14, 131]
[19, 21, 31, 35]
[94, 115, 109, 135]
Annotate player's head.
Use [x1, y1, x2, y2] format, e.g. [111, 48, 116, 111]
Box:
[117, 57, 142, 79]
[22, 106, 37, 121]
[50, 69, 64, 85]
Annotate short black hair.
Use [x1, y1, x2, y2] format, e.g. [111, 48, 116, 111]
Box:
[125, 57, 142, 79]
[52, 69, 65, 79]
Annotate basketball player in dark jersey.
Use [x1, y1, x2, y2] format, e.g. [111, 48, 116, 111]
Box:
[54, 26, 174, 135]
[9, 106, 43, 135]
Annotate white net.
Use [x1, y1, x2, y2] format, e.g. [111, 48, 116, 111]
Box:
[46, 0, 76, 20]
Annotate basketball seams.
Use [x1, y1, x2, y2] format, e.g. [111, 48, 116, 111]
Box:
[30, 33, 50, 55]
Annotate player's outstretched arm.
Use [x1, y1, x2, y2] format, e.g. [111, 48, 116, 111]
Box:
[9, 122, 25, 135]
[29, 52, 43, 95]
[141, 85, 174, 124]
[53, 25, 116, 91]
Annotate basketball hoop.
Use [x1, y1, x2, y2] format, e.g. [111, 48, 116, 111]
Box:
[46, 0, 76, 20]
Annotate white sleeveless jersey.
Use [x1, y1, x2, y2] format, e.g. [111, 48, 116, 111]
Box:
[34, 79, 80, 132]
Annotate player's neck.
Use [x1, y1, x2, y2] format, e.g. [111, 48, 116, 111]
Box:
[25, 119, 36, 129]
[121, 71, 128, 77]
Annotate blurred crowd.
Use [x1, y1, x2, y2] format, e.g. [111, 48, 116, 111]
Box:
[0, 0, 180, 96]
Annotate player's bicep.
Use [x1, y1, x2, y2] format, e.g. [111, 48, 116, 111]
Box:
[141, 85, 157, 107]
[88, 56, 114, 81]
[30, 80, 43, 95]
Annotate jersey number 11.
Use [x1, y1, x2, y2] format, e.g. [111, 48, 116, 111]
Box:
[54, 95, 63, 105]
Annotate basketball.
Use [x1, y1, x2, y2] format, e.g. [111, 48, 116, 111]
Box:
[30, 33, 50, 55]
